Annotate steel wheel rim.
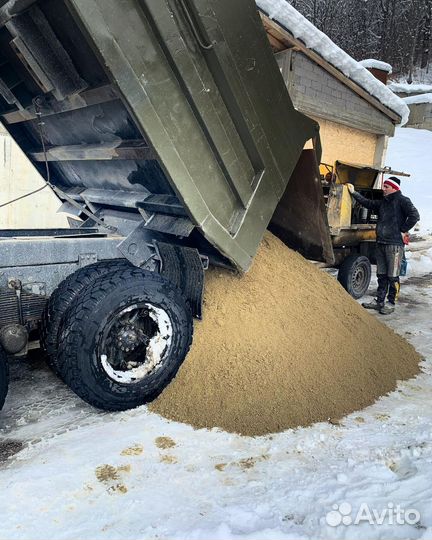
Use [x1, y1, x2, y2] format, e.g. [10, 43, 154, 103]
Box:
[98, 302, 173, 383]
[352, 263, 368, 293]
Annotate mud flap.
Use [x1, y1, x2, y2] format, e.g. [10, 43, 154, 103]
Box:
[269, 149, 334, 264]
[155, 242, 205, 319]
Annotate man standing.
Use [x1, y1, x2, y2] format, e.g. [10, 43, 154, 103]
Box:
[347, 177, 420, 315]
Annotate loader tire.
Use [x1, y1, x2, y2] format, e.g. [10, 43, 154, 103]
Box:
[0, 346, 9, 411]
[40, 259, 133, 377]
[337, 254, 372, 299]
[56, 267, 193, 411]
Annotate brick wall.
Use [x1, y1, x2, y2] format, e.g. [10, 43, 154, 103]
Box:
[276, 50, 395, 137]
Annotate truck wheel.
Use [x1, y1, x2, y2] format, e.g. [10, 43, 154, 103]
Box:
[337, 254, 372, 299]
[0, 346, 9, 411]
[40, 259, 133, 377]
[56, 268, 193, 411]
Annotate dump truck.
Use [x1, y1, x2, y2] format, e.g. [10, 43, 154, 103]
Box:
[0, 0, 364, 411]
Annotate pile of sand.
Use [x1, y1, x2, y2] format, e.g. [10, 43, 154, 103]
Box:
[150, 232, 421, 436]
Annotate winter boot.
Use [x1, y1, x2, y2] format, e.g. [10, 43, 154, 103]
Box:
[362, 299, 383, 310]
[379, 304, 395, 315]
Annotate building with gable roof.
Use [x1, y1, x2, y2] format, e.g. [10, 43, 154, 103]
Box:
[257, 0, 408, 169]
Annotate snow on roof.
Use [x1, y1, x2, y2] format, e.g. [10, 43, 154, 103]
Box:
[389, 82, 432, 94]
[359, 59, 393, 74]
[256, 0, 409, 125]
[403, 93, 432, 105]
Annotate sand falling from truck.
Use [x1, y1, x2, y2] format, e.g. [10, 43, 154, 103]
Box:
[149, 232, 421, 436]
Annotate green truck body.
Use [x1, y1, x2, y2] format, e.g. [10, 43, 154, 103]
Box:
[0, 0, 329, 271]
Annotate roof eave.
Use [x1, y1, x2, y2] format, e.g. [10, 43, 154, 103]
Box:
[259, 11, 401, 125]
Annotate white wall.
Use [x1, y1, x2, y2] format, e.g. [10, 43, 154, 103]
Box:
[0, 124, 69, 229]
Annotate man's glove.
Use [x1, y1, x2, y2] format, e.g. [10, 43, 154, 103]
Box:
[346, 183, 355, 194]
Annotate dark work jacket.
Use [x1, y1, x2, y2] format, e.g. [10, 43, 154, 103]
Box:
[352, 190, 420, 245]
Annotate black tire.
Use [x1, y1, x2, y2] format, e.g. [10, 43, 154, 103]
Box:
[56, 267, 193, 411]
[337, 254, 372, 299]
[40, 259, 133, 376]
[0, 346, 9, 411]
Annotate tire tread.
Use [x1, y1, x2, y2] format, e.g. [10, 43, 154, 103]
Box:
[57, 268, 193, 411]
[40, 259, 133, 375]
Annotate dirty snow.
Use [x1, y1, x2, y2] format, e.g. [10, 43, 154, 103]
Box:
[359, 59, 393, 74]
[255, 0, 409, 125]
[1, 243, 431, 540]
[405, 245, 432, 277]
[1, 129, 432, 540]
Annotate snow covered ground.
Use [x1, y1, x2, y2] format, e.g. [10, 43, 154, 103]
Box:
[1, 129, 432, 540]
[1, 242, 431, 540]
[386, 127, 432, 234]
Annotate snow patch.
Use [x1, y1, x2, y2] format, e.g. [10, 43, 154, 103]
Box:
[256, 0, 409, 125]
[406, 247, 432, 277]
[403, 93, 432, 105]
[389, 82, 432, 94]
[359, 59, 392, 74]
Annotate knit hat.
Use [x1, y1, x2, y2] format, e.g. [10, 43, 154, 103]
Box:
[384, 176, 401, 191]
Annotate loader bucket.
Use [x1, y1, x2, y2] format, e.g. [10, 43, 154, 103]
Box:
[269, 149, 335, 264]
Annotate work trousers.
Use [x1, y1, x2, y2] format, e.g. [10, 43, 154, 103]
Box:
[376, 243, 404, 305]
